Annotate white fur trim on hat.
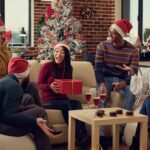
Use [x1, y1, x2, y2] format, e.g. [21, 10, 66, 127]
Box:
[0, 26, 5, 32]
[110, 24, 125, 37]
[14, 66, 30, 79]
[54, 43, 70, 51]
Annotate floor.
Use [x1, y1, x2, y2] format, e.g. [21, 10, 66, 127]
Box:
[52, 143, 129, 150]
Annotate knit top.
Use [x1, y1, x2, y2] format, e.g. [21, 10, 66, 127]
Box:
[95, 40, 139, 85]
[37, 61, 72, 104]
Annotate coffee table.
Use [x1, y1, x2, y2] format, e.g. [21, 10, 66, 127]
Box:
[68, 107, 148, 150]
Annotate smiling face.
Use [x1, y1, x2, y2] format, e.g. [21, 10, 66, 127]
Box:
[108, 28, 122, 44]
[53, 46, 65, 64]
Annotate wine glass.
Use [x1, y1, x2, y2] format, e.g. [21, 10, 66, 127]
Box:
[112, 77, 118, 91]
[93, 97, 100, 108]
[99, 93, 106, 108]
[85, 92, 91, 109]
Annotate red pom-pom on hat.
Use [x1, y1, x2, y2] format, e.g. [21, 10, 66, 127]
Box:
[0, 18, 5, 32]
[8, 57, 30, 78]
[110, 19, 133, 37]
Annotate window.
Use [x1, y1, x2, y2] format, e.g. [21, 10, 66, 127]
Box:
[143, 0, 150, 42]
[122, 0, 150, 44]
[122, 0, 150, 61]
[0, 0, 33, 46]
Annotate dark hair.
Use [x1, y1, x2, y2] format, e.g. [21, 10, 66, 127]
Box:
[52, 46, 72, 79]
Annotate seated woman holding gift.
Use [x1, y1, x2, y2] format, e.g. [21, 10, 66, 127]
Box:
[37, 42, 90, 148]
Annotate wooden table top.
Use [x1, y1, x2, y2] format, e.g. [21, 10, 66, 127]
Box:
[69, 107, 148, 125]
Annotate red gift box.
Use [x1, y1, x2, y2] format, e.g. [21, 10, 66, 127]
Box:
[54, 79, 82, 94]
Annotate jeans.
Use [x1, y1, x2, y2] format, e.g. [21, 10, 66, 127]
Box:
[140, 96, 150, 125]
[135, 96, 150, 137]
[98, 77, 135, 110]
[43, 99, 87, 141]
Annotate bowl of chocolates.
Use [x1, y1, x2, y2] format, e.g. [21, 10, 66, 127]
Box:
[116, 109, 123, 115]
[96, 110, 105, 117]
[126, 111, 134, 116]
[109, 111, 117, 117]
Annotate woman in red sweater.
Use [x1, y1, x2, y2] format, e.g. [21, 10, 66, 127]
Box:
[38, 42, 89, 148]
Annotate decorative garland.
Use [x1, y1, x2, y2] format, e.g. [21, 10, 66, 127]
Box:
[80, 7, 94, 19]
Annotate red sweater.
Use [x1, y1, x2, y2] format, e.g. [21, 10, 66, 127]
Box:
[37, 61, 72, 104]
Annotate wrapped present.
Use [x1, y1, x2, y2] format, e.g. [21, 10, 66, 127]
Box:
[54, 79, 82, 94]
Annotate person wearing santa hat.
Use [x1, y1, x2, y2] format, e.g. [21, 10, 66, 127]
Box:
[95, 19, 139, 110]
[38, 42, 90, 148]
[0, 57, 63, 150]
[95, 19, 139, 149]
[0, 18, 11, 78]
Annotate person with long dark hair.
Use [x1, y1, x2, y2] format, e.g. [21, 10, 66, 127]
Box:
[37, 42, 90, 148]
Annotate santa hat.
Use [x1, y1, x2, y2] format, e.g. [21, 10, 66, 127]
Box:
[53, 42, 70, 51]
[8, 57, 30, 79]
[0, 18, 5, 32]
[110, 19, 133, 37]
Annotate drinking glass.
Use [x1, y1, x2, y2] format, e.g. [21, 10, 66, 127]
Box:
[93, 97, 100, 108]
[112, 77, 118, 91]
[85, 92, 91, 109]
[99, 93, 106, 108]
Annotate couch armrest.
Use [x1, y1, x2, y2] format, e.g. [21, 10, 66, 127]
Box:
[46, 109, 65, 124]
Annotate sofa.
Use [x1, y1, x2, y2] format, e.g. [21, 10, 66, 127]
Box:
[0, 60, 97, 150]
[1, 59, 149, 150]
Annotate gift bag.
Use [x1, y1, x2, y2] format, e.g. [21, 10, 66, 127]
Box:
[130, 69, 143, 95]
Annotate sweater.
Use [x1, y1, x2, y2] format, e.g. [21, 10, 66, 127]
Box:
[95, 40, 139, 85]
[37, 61, 72, 104]
[0, 74, 36, 128]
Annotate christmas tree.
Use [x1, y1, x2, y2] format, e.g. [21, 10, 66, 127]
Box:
[37, 0, 86, 60]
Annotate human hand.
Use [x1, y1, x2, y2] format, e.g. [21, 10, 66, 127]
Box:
[99, 82, 107, 95]
[50, 81, 60, 93]
[36, 118, 51, 137]
[116, 64, 135, 75]
[113, 81, 127, 91]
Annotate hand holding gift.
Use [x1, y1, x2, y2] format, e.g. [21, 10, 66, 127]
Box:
[50, 81, 60, 93]
[54, 79, 82, 94]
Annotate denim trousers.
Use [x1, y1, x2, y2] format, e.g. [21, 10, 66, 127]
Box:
[98, 77, 135, 110]
[135, 96, 150, 137]
[43, 99, 87, 141]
